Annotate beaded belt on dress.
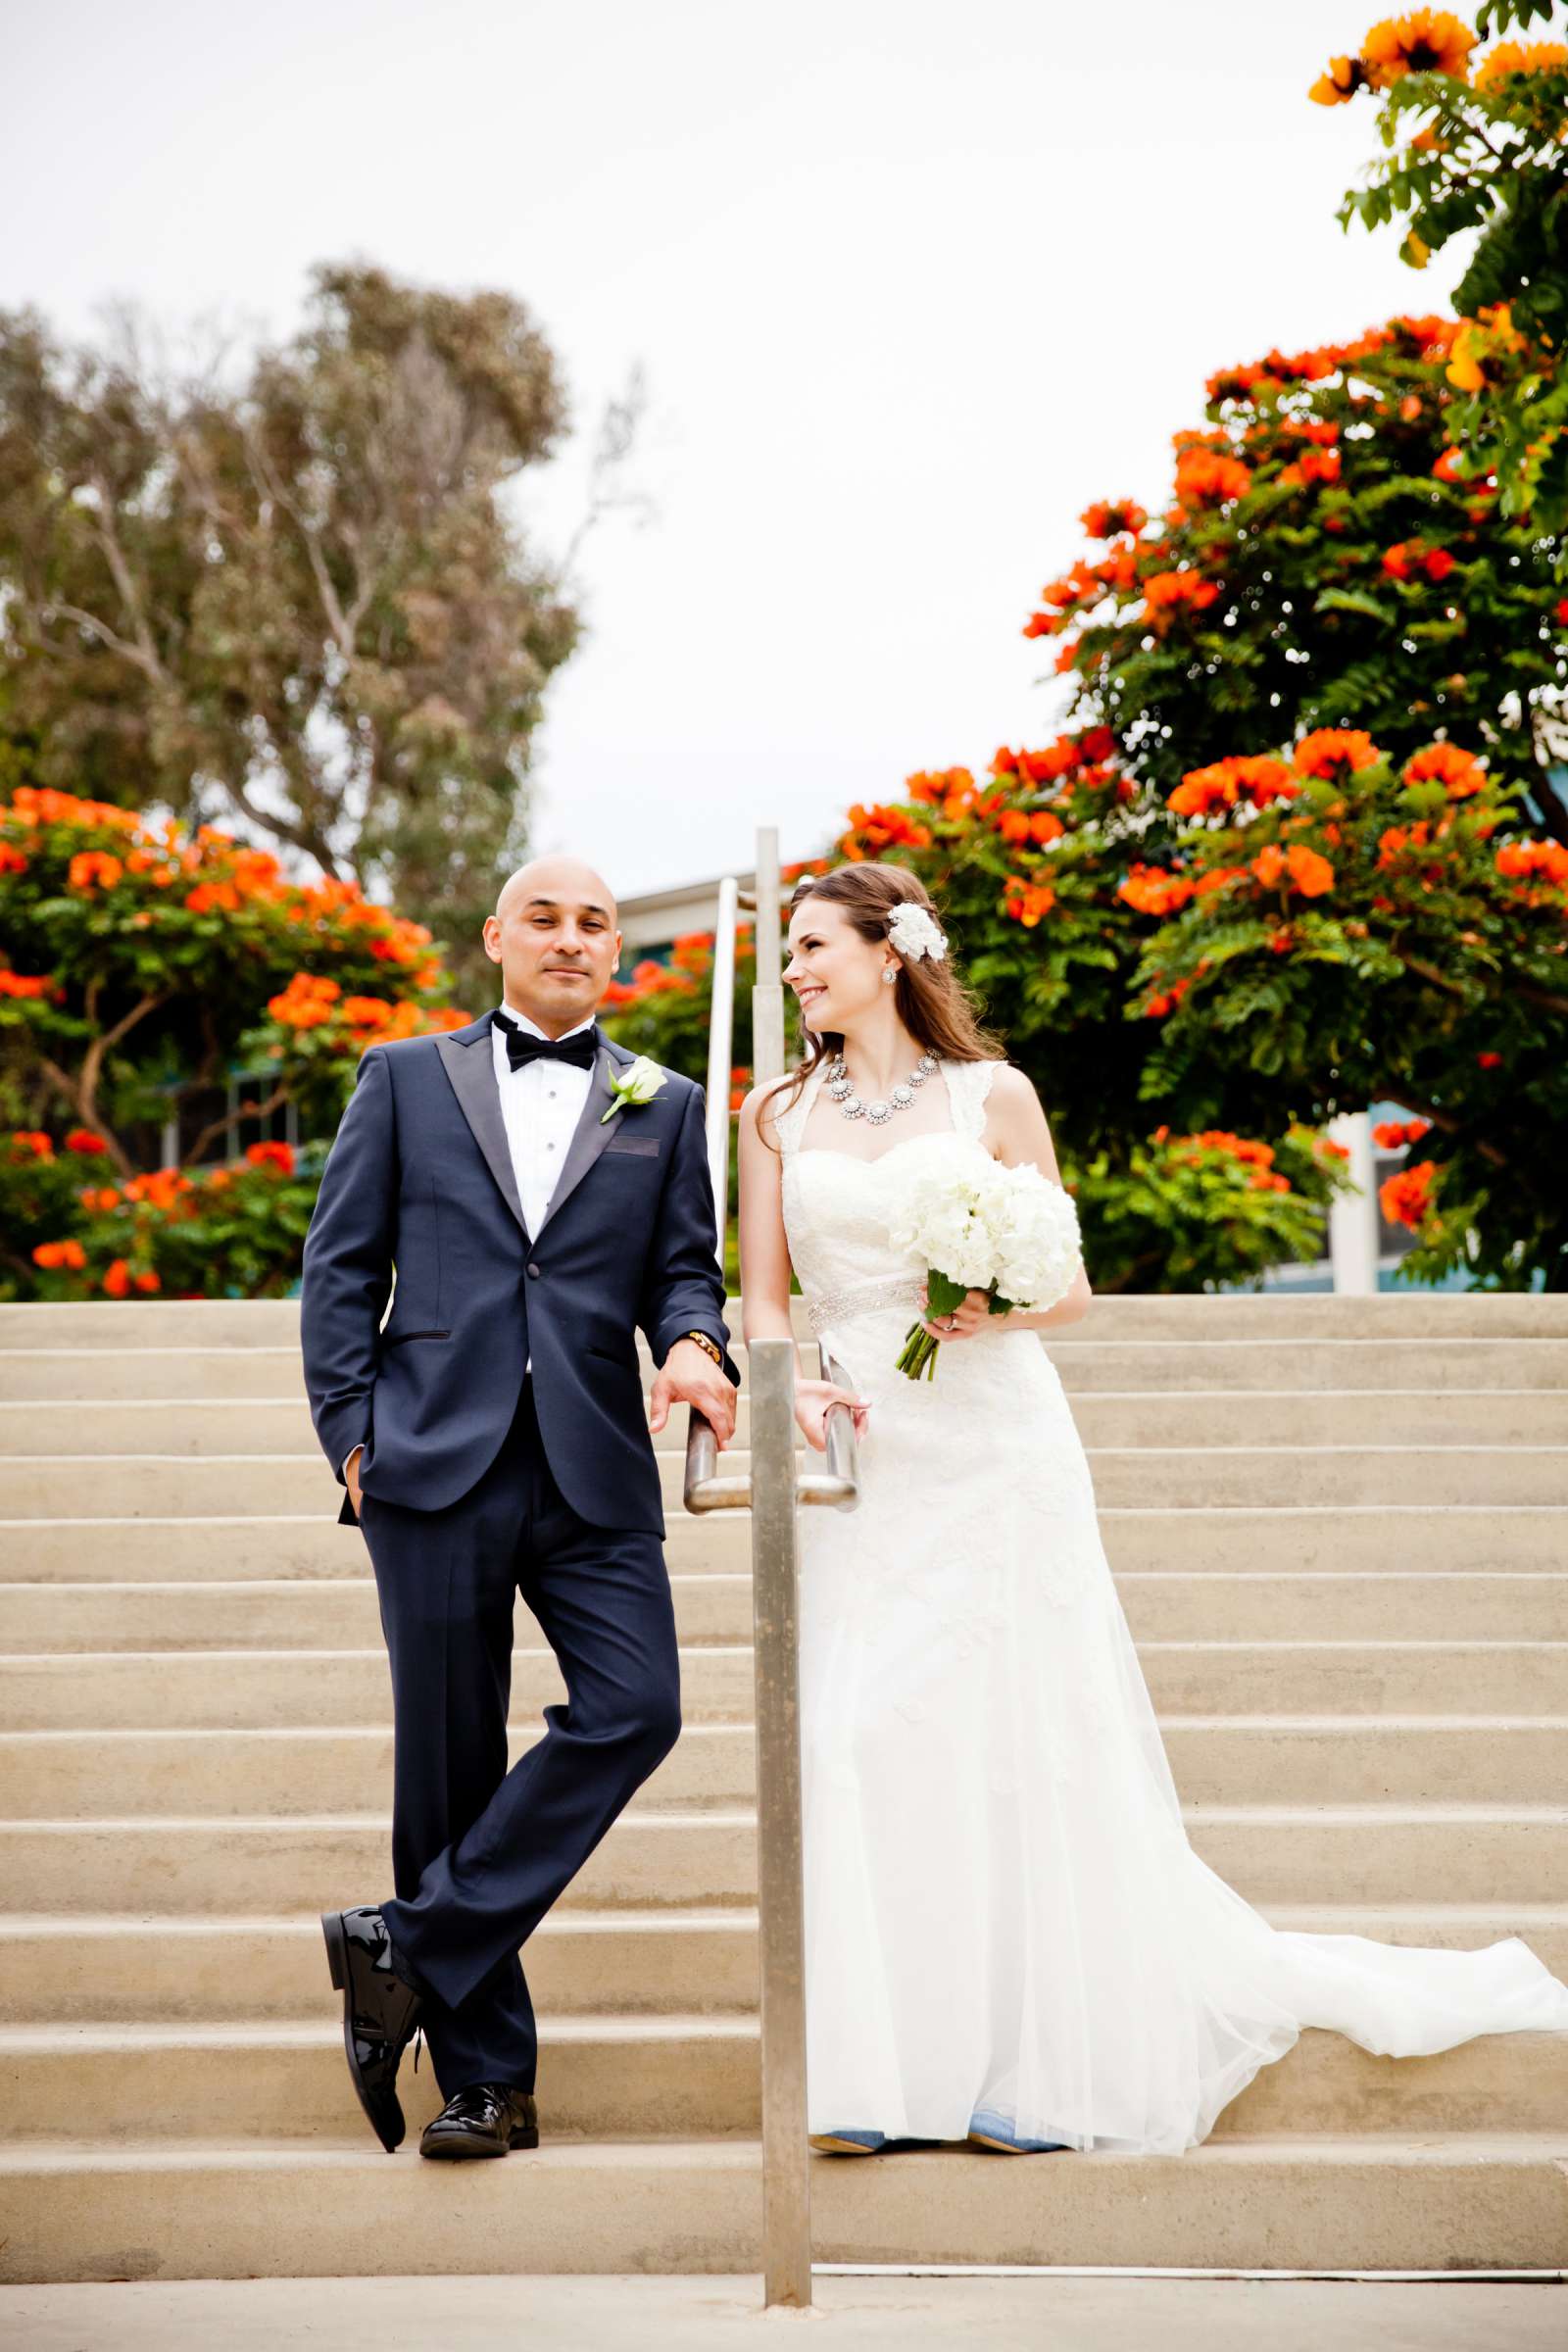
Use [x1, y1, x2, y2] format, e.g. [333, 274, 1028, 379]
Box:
[804, 1275, 926, 1334]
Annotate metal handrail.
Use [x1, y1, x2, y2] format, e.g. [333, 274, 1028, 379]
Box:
[683, 1342, 859, 1514]
[676, 824, 856, 2312]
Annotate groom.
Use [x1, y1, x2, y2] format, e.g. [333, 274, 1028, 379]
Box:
[300, 854, 739, 2160]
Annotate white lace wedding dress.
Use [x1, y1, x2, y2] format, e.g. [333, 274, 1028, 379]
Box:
[768, 1052, 1568, 2154]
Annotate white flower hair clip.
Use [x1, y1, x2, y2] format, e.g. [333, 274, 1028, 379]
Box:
[886, 903, 948, 962]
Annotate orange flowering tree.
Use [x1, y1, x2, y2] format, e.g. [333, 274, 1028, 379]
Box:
[1310, 7, 1568, 525]
[612, 305, 1568, 1290]
[0, 784, 466, 1298]
[1029, 315, 1565, 839]
[1117, 728, 1568, 1287]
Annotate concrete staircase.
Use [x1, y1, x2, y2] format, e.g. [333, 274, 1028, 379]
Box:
[1, 1293, 1565, 2279]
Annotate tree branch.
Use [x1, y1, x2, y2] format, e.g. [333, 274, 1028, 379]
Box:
[183, 1082, 292, 1168]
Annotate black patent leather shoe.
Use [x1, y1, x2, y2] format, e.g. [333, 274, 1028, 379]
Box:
[419, 2081, 539, 2161]
[321, 1905, 424, 2153]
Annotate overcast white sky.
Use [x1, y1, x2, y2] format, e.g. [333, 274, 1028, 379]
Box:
[5, 2, 1461, 901]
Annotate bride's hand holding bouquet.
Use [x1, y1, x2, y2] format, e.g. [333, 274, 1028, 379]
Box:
[889, 1152, 1083, 1380]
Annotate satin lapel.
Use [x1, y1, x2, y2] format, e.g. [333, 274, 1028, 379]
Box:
[539, 1040, 629, 1234]
[433, 1025, 531, 1242]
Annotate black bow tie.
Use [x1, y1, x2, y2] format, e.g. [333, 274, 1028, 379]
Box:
[493, 1011, 599, 1073]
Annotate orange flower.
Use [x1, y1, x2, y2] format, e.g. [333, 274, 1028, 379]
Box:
[1174, 446, 1252, 507]
[1380, 1158, 1438, 1229]
[1308, 53, 1368, 103]
[79, 1185, 122, 1211]
[1286, 845, 1335, 898]
[1495, 839, 1568, 893]
[103, 1258, 131, 1298]
[1404, 742, 1486, 798]
[1473, 39, 1568, 95]
[839, 804, 933, 859]
[10, 1129, 53, 1157]
[32, 1239, 87, 1270]
[339, 996, 395, 1030]
[185, 880, 241, 915]
[0, 971, 54, 998]
[8, 785, 138, 833]
[68, 850, 123, 891]
[1476, 1051, 1503, 1068]
[245, 1141, 296, 1176]
[1446, 303, 1528, 394]
[1002, 876, 1056, 928]
[1142, 570, 1222, 630]
[1362, 14, 1477, 88]
[1117, 864, 1196, 917]
[0, 843, 27, 874]
[1169, 757, 1297, 817]
[267, 972, 344, 1029]
[65, 1129, 109, 1154]
[204, 1168, 233, 1191]
[133, 1268, 162, 1294]
[1293, 729, 1381, 779]
[1080, 499, 1147, 539]
[1373, 1117, 1433, 1149]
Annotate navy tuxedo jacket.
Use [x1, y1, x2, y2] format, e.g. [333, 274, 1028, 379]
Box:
[299, 1016, 739, 1538]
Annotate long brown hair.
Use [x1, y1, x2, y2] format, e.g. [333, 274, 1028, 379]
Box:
[758, 862, 1005, 1149]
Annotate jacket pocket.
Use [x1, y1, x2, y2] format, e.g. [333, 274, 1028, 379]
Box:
[382, 1328, 452, 1347]
[605, 1135, 661, 1157]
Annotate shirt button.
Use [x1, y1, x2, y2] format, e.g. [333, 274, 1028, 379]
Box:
[546, 1141, 556, 1151]
[527, 1264, 541, 1279]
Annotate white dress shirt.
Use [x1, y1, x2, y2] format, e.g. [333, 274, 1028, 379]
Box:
[491, 998, 597, 1243]
[345, 1000, 596, 1473]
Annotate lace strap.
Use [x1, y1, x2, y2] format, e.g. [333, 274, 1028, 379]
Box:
[944, 1056, 999, 1145]
[764, 1058, 824, 1159]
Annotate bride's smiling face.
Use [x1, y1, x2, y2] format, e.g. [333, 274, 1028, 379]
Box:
[784, 897, 895, 1034]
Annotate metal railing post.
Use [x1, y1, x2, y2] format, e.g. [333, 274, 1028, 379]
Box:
[680, 832, 848, 2312]
[752, 825, 785, 1083]
[704, 875, 740, 1251]
[747, 1333, 812, 2307]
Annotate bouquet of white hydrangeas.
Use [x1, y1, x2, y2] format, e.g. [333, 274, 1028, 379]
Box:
[885, 1153, 1083, 1379]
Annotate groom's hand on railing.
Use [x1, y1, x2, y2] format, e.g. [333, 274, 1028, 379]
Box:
[793, 1378, 870, 1453]
[650, 1338, 738, 1447]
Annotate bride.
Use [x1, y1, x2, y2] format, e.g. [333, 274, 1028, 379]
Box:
[734, 859, 1568, 2158]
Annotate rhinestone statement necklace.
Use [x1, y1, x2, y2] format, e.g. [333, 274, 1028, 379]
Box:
[826, 1047, 939, 1124]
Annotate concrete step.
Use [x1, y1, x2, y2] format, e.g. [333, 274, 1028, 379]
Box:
[1044, 1337, 1568, 1394]
[6, 1903, 1561, 2026]
[11, 1335, 1568, 1402]
[9, 1444, 1568, 1517]
[7, 1504, 1565, 1582]
[0, 2013, 761, 2142]
[1121, 1574, 1568, 1643]
[7, 1293, 1568, 1346]
[3, 2131, 1566, 2279]
[0, 1907, 765, 2023]
[4, 1805, 1561, 1913]
[0, 1643, 748, 1729]
[0, 1576, 754, 1651]
[0, 1811, 759, 1913]
[7, 1388, 1565, 1457]
[3, 2013, 1564, 2147]
[1, 1569, 1560, 1651]
[0, 1723, 758, 1817]
[3, 1640, 1560, 1730]
[6, 1716, 1564, 1822]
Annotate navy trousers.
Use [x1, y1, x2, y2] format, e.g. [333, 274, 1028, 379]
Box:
[361, 1374, 681, 2096]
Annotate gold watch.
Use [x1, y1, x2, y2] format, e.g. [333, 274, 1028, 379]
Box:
[682, 1330, 723, 1367]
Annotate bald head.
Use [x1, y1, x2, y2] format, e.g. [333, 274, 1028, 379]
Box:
[496, 855, 617, 927]
[484, 855, 622, 1039]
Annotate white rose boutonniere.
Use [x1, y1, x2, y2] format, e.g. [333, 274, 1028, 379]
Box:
[601, 1054, 668, 1123]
